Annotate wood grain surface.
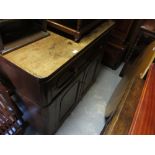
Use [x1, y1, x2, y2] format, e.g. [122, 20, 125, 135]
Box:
[1, 21, 114, 79]
[103, 41, 155, 134]
[129, 64, 155, 134]
[102, 77, 144, 134]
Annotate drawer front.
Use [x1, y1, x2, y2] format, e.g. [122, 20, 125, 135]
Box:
[43, 65, 77, 105]
[74, 34, 106, 71]
[56, 68, 75, 89]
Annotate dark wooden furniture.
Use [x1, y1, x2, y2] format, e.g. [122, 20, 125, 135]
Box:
[119, 20, 155, 77]
[47, 19, 103, 41]
[141, 20, 155, 37]
[129, 64, 155, 135]
[0, 19, 49, 54]
[103, 20, 134, 69]
[133, 19, 155, 55]
[103, 20, 143, 69]
[41, 41, 105, 134]
[0, 81, 24, 135]
[0, 21, 114, 134]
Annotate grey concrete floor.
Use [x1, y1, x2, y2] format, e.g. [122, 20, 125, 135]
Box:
[56, 64, 123, 135]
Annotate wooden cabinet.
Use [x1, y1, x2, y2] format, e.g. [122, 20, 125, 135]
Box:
[94, 53, 103, 80]
[41, 73, 84, 134]
[59, 76, 82, 120]
[103, 20, 138, 69]
[40, 39, 105, 134]
[40, 52, 103, 134]
[82, 48, 104, 96]
[82, 59, 97, 95]
[0, 34, 106, 134]
[0, 21, 114, 134]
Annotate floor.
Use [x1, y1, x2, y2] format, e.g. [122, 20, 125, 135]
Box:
[55, 64, 123, 135]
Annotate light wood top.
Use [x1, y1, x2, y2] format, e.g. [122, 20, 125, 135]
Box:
[1, 20, 114, 79]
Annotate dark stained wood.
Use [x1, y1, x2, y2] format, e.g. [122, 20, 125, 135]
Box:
[0, 57, 45, 106]
[0, 34, 3, 51]
[40, 36, 106, 134]
[103, 42, 126, 69]
[0, 21, 114, 134]
[0, 20, 49, 55]
[121, 40, 155, 79]
[119, 20, 155, 77]
[103, 20, 136, 69]
[48, 20, 81, 39]
[47, 19, 104, 41]
[111, 19, 134, 44]
[137, 20, 155, 51]
[141, 20, 155, 34]
[123, 20, 144, 60]
[129, 64, 155, 135]
[0, 24, 111, 107]
[0, 82, 24, 135]
[41, 72, 84, 134]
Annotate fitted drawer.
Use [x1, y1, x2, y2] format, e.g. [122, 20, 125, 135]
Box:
[42, 65, 77, 105]
[73, 34, 106, 71]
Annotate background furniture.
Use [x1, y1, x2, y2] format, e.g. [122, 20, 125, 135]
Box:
[103, 20, 143, 70]
[0, 19, 49, 54]
[47, 19, 103, 41]
[102, 41, 155, 134]
[103, 20, 134, 69]
[132, 19, 155, 58]
[119, 19, 155, 76]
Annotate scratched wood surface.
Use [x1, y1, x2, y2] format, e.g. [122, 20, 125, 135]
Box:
[103, 41, 155, 135]
[129, 64, 155, 135]
[1, 21, 114, 79]
[105, 41, 155, 119]
[102, 77, 144, 135]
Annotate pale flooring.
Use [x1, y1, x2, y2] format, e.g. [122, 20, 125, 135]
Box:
[56, 64, 123, 135]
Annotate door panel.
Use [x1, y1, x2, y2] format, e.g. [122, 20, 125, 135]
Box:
[60, 81, 80, 119]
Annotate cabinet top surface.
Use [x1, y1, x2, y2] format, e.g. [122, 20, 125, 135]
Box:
[1, 20, 114, 79]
